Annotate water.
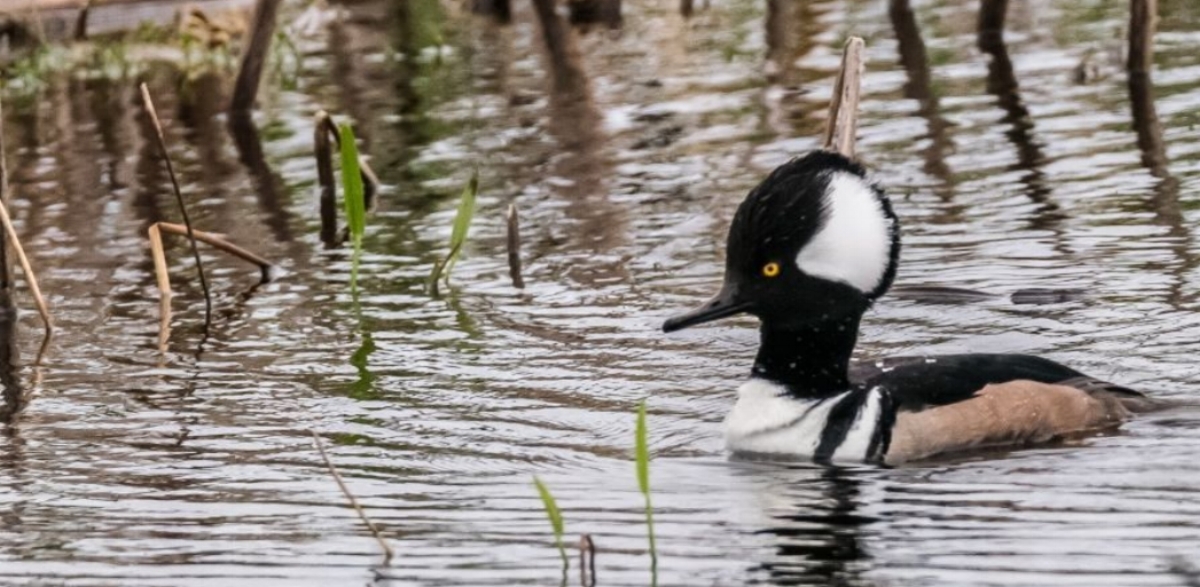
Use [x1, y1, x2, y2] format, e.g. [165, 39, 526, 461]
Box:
[2, 0, 1200, 585]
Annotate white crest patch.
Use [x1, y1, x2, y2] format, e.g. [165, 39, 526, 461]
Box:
[795, 172, 893, 294]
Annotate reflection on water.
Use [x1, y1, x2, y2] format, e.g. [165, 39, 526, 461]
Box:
[2, 0, 1200, 585]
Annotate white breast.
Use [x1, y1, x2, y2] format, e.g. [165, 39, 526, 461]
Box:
[723, 379, 884, 462]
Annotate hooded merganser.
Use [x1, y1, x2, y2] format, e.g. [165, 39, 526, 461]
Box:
[663, 150, 1146, 465]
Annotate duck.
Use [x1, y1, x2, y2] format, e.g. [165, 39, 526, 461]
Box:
[662, 150, 1149, 465]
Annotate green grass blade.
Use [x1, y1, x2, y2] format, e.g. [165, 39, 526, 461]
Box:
[427, 172, 477, 294]
[636, 400, 650, 494]
[533, 476, 569, 571]
[636, 400, 657, 576]
[338, 123, 366, 244]
[444, 171, 478, 277]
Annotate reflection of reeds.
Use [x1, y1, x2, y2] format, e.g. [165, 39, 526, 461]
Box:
[1128, 0, 1157, 76]
[534, 476, 569, 574]
[821, 37, 865, 159]
[140, 83, 213, 325]
[231, 0, 282, 112]
[0, 95, 52, 340]
[311, 430, 395, 566]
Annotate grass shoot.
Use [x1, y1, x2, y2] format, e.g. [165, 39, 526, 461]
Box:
[428, 171, 478, 296]
[636, 399, 657, 577]
[533, 475, 569, 573]
[338, 123, 367, 289]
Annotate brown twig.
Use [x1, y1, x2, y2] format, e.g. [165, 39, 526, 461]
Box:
[140, 84, 213, 327]
[578, 534, 596, 587]
[0, 95, 52, 339]
[311, 430, 395, 566]
[231, 0, 282, 112]
[821, 37, 866, 159]
[506, 202, 525, 289]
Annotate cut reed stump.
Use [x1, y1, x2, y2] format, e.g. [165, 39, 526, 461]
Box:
[822, 37, 865, 159]
[506, 202, 525, 289]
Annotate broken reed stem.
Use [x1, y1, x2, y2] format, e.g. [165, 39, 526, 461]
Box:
[315, 111, 338, 246]
[314, 111, 381, 246]
[139, 84, 213, 326]
[231, 0, 282, 112]
[821, 37, 865, 159]
[155, 222, 273, 281]
[506, 202, 525, 289]
[578, 534, 596, 587]
[311, 430, 395, 566]
[147, 224, 172, 352]
[0, 95, 52, 338]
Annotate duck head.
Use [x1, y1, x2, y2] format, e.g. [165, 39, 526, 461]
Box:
[663, 151, 900, 333]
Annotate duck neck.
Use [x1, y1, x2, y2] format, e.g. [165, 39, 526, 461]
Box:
[752, 314, 862, 399]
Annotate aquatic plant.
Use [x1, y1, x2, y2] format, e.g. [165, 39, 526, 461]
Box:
[427, 171, 477, 296]
[533, 475, 569, 572]
[635, 400, 657, 576]
[338, 123, 367, 289]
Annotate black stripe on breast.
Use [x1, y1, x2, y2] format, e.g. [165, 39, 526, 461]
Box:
[866, 388, 896, 462]
[814, 389, 871, 462]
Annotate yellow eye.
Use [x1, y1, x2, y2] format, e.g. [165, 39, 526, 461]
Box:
[762, 262, 781, 278]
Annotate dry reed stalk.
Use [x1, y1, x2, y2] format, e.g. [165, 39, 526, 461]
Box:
[311, 430, 395, 565]
[147, 223, 172, 351]
[0, 204, 51, 337]
[0, 95, 52, 339]
[139, 83, 213, 326]
[506, 202, 525, 289]
[231, 0, 282, 112]
[821, 37, 865, 159]
[154, 222, 273, 281]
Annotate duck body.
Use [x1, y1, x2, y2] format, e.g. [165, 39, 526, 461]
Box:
[726, 353, 1143, 464]
[663, 151, 1148, 465]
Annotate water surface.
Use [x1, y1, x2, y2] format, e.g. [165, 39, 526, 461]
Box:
[2, 0, 1200, 585]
